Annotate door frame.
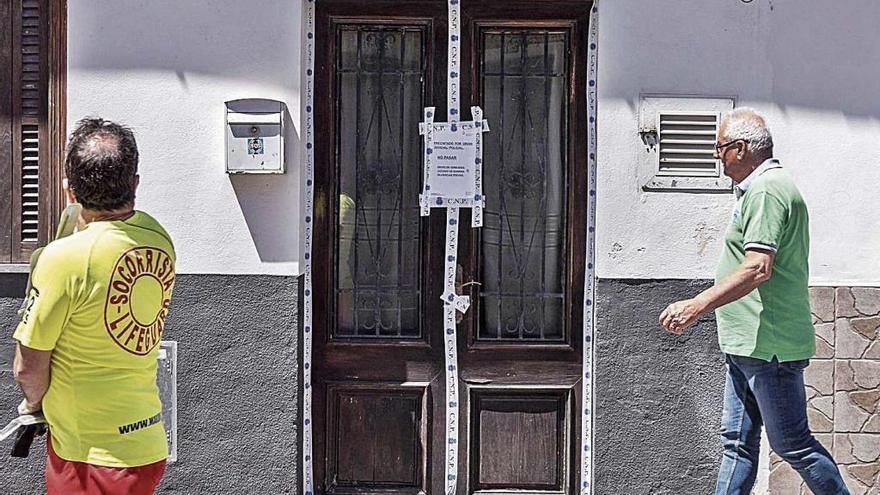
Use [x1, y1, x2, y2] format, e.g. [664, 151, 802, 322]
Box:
[301, 1, 599, 494]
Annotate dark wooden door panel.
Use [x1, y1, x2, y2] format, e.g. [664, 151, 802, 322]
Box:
[469, 388, 573, 493]
[326, 383, 430, 494]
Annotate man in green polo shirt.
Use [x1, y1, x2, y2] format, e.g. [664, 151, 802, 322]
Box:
[659, 108, 850, 494]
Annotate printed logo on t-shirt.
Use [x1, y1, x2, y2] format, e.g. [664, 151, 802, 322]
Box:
[18, 287, 39, 325]
[104, 247, 174, 355]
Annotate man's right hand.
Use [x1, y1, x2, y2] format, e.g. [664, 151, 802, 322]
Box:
[17, 398, 41, 416]
[659, 298, 706, 335]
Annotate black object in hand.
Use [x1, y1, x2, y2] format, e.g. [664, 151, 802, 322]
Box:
[11, 423, 47, 458]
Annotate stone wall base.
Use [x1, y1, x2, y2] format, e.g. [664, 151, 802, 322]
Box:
[766, 287, 880, 494]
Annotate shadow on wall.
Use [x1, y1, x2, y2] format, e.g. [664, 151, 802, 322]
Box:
[69, 0, 300, 87]
[604, 0, 880, 119]
[229, 105, 301, 264]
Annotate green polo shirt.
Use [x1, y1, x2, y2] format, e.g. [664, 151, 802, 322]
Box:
[715, 159, 814, 362]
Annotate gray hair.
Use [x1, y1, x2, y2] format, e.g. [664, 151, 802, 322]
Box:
[721, 107, 773, 157]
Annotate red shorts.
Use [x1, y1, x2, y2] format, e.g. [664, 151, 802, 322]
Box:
[46, 435, 166, 495]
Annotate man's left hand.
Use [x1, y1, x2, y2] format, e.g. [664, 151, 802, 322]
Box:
[659, 298, 705, 335]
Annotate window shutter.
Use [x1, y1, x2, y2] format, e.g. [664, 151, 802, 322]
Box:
[20, 123, 41, 245]
[0, 0, 64, 263]
[14, 0, 49, 261]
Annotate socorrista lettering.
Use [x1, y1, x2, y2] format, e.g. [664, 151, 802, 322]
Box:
[118, 413, 162, 435]
[104, 247, 175, 355]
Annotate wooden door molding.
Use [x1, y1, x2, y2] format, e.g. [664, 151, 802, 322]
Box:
[46, 0, 67, 242]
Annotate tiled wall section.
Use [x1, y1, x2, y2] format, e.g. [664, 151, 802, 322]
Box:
[769, 287, 880, 494]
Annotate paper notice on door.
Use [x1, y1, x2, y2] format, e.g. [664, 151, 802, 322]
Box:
[419, 112, 488, 212]
[430, 124, 477, 199]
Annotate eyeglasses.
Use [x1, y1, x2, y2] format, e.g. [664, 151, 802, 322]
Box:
[715, 139, 748, 154]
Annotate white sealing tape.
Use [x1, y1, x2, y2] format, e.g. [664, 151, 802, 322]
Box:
[443, 207, 461, 495]
[444, 2, 462, 493]
[302, 2, 316, 495]
[581, 3, 600, 494]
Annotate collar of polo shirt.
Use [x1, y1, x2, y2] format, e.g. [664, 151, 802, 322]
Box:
[734, 158, 783, 198]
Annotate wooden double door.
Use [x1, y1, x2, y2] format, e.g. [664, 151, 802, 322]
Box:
[313, 1, 591, 493]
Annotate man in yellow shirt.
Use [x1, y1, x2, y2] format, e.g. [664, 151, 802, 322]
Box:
[13, 118, 175, 495]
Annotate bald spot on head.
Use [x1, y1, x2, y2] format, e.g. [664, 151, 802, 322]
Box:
[64, 117, 139, 211]
[80, 133, 121, 158]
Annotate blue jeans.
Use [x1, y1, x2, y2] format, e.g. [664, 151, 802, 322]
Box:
[714, 354, 850, 495]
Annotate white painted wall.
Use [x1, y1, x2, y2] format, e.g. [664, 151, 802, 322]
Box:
[68, 0, 303, 275]
[68, 0, 880, 283]
[596, 0, 880, 285]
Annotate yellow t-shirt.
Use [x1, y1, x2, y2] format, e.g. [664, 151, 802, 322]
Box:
[14, 211, 175, 468]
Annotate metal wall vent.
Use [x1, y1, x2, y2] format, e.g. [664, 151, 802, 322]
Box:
[656, 111, 719, 177]
[638, 95, 735, 192]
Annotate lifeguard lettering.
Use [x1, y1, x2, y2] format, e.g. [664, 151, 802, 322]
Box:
[104, 247, 175, 355]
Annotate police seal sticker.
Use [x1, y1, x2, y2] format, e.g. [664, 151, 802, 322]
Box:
[104, 247, 175, 355]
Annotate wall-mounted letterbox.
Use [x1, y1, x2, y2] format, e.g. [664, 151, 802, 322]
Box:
[225, 99, 285, 174]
